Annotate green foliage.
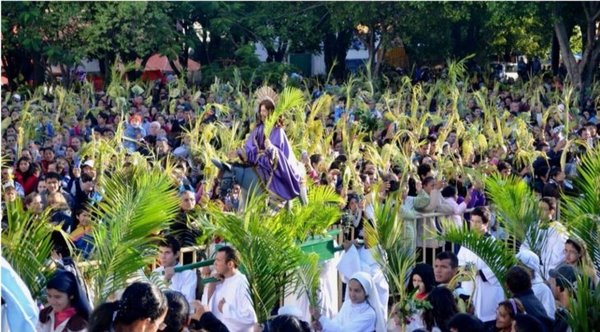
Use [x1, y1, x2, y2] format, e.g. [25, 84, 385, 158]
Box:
[87, 160, 179, 305]
[281, 184, 343, 241]
[264, 86, 305, 135]
[439, 221, 518, 296]
[206, 193, 306, 322]
[566, 274, 600, 332]
[485, 174, 544, 254]
[364, 194, 416, 306]
[562, 145, 600, 273]
[1, 202, 69, 298]
[294, 253, 322, 308]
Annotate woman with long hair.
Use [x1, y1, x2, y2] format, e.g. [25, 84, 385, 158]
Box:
[14, 156, 39, 195]
[406, 263, 436, 300]
[37, 270, 92, 332]
[231, 98, 303, 203]
[421, 287, 460, 332]
[88, 282, 168, 332]
[494, 298, 525, 332]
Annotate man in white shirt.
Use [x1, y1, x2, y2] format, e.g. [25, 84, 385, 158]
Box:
[457, 207, 504, 328]
[208, 246, 257, 332]
[154, 235, 197, 304]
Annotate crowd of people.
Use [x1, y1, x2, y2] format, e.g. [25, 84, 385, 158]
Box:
[2, 60, 600, 332]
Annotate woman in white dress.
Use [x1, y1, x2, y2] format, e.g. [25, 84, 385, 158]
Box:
[311, 272, 386, 332]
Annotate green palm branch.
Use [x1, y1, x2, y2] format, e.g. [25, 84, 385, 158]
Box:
[364, 194, 416, 304]
[485, 174, 544, 254]
[206, 191, 306, 322]
[566, 274, 600, 332]
[86, 161, 179, 305]
[294, 253, 322, 308]
[562, 145, 600, 273]
[438, 221, 517, 296]
[281, 184, 343, 241]
[1, 202, 70, 298]
[264, 86, 305, 136]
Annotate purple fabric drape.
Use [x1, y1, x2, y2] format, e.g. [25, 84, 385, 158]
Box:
[238, 124, 302, 200]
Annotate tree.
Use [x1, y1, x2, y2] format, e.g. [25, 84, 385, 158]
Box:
[553, 2, 600, 102]
[1, 2, 89, 88]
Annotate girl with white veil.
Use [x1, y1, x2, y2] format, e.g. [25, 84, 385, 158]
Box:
[311, 271, 386, 332]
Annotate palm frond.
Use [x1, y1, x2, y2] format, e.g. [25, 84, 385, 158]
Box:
[206, 191, 306, 322]
[364, 194, 416, 302]
[1, 203, 69, 298]
[438, 221, 517, 295]
[264, 86, 305, 136]
[294, 253, 322, 308]
[485, 174, 543, 254]
[562, 145, 600, 273]
[87, 161, 179, 304]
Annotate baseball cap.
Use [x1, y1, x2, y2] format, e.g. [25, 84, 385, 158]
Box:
[82, 160, 95, 168]
[549, 264, 578, 289]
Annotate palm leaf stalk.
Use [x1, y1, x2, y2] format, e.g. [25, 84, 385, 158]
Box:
[206, 192, 306, 323]
[263, 86, 306, 137]
[437, 221, 517, 296]
[485, 174, 544, 254]
[562, 145, 600, 273]
[86, 160, 179, 304]
[364, 193, 416, 309]
[1, 203, 70, 298]
[566, 274, 600, 331]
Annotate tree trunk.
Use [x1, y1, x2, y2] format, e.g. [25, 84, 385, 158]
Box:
[554, 2, 600, 104]
[323, 30, 351, 80]
[554, 19, 582, 88]
[169, 59, 182, 76]
[551, 32, 560, 75]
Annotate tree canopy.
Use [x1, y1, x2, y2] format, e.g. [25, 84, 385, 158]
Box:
[2, 1, 598, 90]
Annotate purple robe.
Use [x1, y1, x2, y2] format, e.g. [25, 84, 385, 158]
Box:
[238, 124, 302, 200]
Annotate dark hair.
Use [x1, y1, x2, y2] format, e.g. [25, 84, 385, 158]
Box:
[407, 177, 418, 197]
[417, 163, 432, 180]
[470, 206, 490, 224]
[497, 161, 512, 173]
[441, 185, 457, 198]
[422, 287, 459, 332]
[309, 154, 322, 166]
[257, 99, 276, 125]
[513, 313, 545, 332]
[45, 172, 62, 181]
[16, 156, 35, 178]
[81, 174, 94, 183]
[548, 166, 562, 180]
[497, 298, 525, 319]
[447, 313, 485, 332]
[159, 235, 181, 255]
[435, 251, 458, 269]
[422, 176, 435, 188]
[162, 291, 189, 332]
[89, 282, 168, 332]
[407, 263, 436, 295]
[506, 265, 532, 294]
[263, 314, 311, 332]
[565, 238, 583, 256]
[46, 270, 92, 320]
[217, 246, 239, 268]
[534, 165, 549, 180]
[540, 196, 557, 211]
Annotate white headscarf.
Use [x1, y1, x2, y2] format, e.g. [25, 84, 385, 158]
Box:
[351, 271, 387, 332]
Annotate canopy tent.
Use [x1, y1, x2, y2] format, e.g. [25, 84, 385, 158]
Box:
[140, 54, 200, 81]
[141, 54, 201, 72]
